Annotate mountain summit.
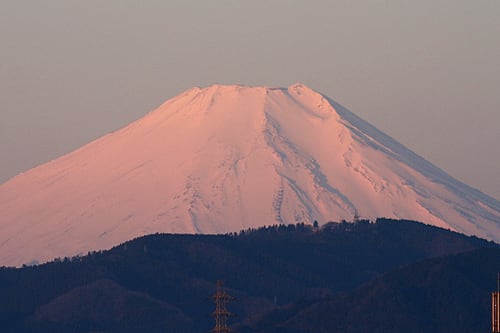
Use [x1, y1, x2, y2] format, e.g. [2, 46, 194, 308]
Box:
[0, 83, 498, 266]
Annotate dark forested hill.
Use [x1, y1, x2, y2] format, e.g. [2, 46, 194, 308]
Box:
[0, 219, 496, 333]
[245, 247, 500, 333]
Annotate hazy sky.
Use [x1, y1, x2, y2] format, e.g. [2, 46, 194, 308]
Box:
[1, 1, 499, 199]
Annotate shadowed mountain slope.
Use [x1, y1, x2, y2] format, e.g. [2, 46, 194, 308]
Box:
[246, 247, 500, 333]
[0, 219, 496, 333]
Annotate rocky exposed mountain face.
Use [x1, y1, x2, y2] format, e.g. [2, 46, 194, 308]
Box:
[0, 83, 498, 266]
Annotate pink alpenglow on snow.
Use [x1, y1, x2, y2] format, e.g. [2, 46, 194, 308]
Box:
[0, 83, 498, 266]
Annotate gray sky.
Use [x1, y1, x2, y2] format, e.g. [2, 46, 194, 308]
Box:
[1, 0, 499, 199]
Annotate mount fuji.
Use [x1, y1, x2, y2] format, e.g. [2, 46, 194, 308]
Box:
[0, 83, 498, 266]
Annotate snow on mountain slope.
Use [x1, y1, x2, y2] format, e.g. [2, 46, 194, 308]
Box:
[0, 83, 498, 266]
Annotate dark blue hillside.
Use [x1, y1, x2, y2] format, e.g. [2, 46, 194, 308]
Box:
[247, 247, 500, 333]
[0, 218, 496, 333]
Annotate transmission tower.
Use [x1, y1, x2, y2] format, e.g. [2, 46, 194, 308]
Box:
[211, 280, 235, 333]
[493, 273, 500, 333]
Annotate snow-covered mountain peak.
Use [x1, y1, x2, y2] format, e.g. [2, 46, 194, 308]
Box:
[288, 82, 315, 94]
[0, 84, 498, 266]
